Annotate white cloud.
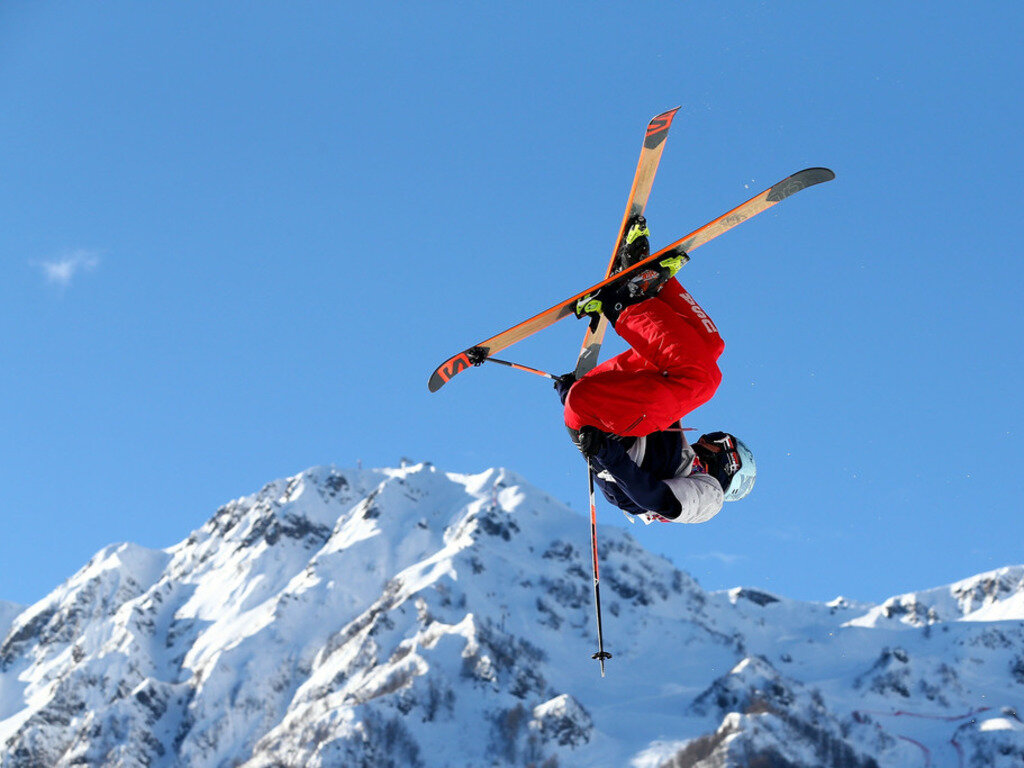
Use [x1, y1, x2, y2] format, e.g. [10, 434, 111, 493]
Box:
[35, 250, 100, 289]
[687, 551, 745, 566]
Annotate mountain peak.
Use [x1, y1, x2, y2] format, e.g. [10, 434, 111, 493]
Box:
[2, 462, 1023, 767]
[847, 565, 1024, 628]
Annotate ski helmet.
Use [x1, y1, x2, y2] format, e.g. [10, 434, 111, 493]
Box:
[697, 432, 757, 502]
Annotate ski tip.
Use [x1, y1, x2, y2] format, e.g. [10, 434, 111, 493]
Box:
[800, 167, 836, 183]
[766, 167, 836, 202]
[428, 347, 489, 392]
[428, 352, 472, 392]
[644, 107, 681, 149]
[427, 371, 447, 393]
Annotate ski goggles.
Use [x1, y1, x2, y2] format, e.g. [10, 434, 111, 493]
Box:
[700, 431, 742, 472]
[699, 431, 757, 502]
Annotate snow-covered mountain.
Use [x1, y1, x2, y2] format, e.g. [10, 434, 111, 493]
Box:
[1, 463, 1022, 767]
[0, 606, 21, 653]
[848, 566, 1024, 628]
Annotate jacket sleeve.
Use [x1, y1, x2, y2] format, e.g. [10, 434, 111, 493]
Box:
[662, 473, 724, 523]
[593, 439, 682, 517]
[553, 375, 574, 405]
[592, 469, 646, 516]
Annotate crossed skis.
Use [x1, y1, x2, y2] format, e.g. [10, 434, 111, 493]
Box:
[427, 165, 834, 391]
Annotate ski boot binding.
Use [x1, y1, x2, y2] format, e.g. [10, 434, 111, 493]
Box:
[615, 215, 651, 271]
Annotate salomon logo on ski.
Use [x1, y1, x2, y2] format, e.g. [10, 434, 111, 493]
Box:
[431, 353, 474, 389]
[643, 107, 679, 150]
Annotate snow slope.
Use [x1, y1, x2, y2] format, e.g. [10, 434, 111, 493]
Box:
[0, 605, 20, 643]
[847, 566, 1024, 627]
[0, 462, 1021, 767]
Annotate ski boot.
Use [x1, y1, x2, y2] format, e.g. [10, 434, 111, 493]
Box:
[617, 214, 688, 280]
[615, 215, 651, 271]
[575, 265, 684, 333]
[574, 276, 654, 329]
[574, 285, 620, 330]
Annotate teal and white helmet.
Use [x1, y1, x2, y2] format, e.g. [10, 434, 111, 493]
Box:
[724, 437, 756, 501]
[698, 432, 757, 502]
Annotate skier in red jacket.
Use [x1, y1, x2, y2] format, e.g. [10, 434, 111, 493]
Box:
[554, 217, 756, 524]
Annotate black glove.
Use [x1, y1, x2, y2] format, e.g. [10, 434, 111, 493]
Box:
[553, 372, 576, 389]
[552, 372, 576, 403]
[576, 426, 607, 459]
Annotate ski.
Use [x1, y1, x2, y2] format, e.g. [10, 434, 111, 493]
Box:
[575, 107, 680, 379]
[428, 167, 835, 392]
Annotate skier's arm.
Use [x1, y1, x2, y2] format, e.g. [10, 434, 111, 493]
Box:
[595, 438, 724, 523]
[593, 439, 682, 518]
[592, 470, 646, 516]
[553, 373, 576, 405]
[662, 472, 724, 524]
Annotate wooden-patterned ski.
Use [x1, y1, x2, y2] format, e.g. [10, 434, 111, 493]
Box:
[428, 167, 835, 392]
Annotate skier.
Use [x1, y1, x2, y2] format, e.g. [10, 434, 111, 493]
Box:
[554, 217, 756, 524]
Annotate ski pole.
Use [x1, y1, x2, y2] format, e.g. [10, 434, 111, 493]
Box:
[586, 458, 612, 677]
[465, 346, 556, 382]
[483, 357, 556, 381]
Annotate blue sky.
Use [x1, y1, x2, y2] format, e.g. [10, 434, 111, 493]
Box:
[1, 2, 1021, 607]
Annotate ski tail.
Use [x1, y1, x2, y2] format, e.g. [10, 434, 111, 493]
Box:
[574, 107, 680, 379]
[427, 167, 835, 392]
